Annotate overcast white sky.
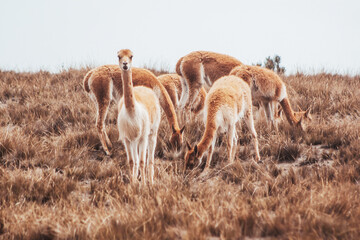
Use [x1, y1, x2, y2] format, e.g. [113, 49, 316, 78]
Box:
[1, 0, 359, 74]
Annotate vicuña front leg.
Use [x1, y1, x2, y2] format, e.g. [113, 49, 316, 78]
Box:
[205, 137, 216, 170]
[131, 142, 139, 182]
[124, 139, 134, 180]
[138, 138, 148, 185]
[148, 132, 157, 184]
[186, 85, 201, 112]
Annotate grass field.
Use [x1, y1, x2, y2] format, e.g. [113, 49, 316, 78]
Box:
[0, 67, 359, 239]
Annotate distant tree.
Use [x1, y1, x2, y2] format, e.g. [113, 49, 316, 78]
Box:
[274, 55, 285, 74]
[265, 57, 275, 71]
[258, 55, 286, 74]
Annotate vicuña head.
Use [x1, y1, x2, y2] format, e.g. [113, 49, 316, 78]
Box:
[170, 125, 185, 150]
[118, 49, 133, 71]
[184, 142, 200, 172]
[294, 106, 312, 131]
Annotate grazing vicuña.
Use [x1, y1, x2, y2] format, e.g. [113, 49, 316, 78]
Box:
[230, 65, 312, 130]
[184, 75, 260, 172]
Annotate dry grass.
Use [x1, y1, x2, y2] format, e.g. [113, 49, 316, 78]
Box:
[0, 68, 359, 239]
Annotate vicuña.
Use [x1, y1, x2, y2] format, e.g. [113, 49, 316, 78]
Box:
[184, 75, 260, 172]
[230, 65, 312, 130]
[117, 49, 160, 184]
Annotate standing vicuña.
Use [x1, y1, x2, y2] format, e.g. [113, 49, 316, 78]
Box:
[230, 65, 312, 130]
[157, 73, 207, 116]
[117, 49, 160, 184]
[184, 75, 260, 172]
[176, 51, 243, 109]
[83, 63, 183, 155]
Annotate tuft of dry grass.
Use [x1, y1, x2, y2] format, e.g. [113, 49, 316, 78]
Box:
[0, 68, 359, 239]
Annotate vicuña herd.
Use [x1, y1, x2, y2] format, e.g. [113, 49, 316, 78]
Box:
[83, 49, 312, 184]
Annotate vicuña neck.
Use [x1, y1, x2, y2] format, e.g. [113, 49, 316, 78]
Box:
[280, 98, 298, 125]
[122, 69, 135, 114]
[197, 116, 217, 158]
[155, 80, 181, 130]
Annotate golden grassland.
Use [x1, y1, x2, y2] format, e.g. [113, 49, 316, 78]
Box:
[0, 68, 359, 239]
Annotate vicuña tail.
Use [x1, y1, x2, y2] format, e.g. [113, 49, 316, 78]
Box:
[175, 57, 184, 77]
[83, 70, 93, 93]
[176, 57, 188, 108]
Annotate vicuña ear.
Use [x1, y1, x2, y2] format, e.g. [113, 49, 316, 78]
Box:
[172, 124, 176, 133]
[194, 145, 198, 155]
[296, 116, 304, 129]
[186, 141, 191, 150]
[180, 125, 185, 134]
[277, 108, 283, 119]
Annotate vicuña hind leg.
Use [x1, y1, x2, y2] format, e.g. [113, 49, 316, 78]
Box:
[130, 142, 139, 182]
[270, 101, 279, 130]
[187, 87, 201, 111]
[182, 62, 202, 110]
[96, 101, 112, 155]
[227, 124, 237, 163]
[263, 101, 273, 123]
[264, 101, 278, 130]
[244, 111, 260, 162]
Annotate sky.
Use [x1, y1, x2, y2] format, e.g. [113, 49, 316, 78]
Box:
[1, 0, 360, 75]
